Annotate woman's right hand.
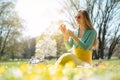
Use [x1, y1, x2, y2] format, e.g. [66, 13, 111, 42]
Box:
[59, 24, 67, 35]
[59, 24, 68, 41]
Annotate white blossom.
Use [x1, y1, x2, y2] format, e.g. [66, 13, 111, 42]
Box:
[35, 34, 57, 58]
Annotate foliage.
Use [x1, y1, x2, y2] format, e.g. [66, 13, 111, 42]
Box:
[51, 33, 67, 59]
[22, 37, 36, 59]
[0, 1, 25, 60]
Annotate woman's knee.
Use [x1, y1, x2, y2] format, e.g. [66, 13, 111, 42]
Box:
[62, 53, 73, 58]
[58, 53, 72, 61]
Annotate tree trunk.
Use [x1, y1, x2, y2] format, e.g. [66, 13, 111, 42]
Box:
[56, 52, 59, 59]
[12, 53, 14, 60]
[92, 50, 99, 59]
[108, 52, 112, 59]
[97, 24, 105, 59]
[108, 35, 120, 59]
[0, 27, 11, 56]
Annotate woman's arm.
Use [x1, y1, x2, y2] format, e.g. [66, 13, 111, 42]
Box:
[59, 24, 74, 50]
[64, 30, 74, 50]
[64, 37, 73, 50]
[69, 30, 96, 50]
[67, 29, 80, 43]
[78, 30, 96, 50]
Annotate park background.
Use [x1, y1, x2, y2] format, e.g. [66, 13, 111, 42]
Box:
[0, 0, 120, 80]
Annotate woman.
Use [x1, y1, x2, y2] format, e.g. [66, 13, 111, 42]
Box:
[55, 10, 98, 67]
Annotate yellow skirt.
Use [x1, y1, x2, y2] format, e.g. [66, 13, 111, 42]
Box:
[55, 46, 92, 66]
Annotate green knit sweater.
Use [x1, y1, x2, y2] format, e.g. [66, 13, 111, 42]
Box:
[64, 28, 97, 50]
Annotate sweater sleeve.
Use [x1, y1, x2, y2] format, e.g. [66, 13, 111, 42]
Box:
[64, 38, 73, 50]
[64, 29, 78, 50]
[78, 30, 96, 50]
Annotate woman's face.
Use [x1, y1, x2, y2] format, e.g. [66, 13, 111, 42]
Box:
[75, 12, 84, 25]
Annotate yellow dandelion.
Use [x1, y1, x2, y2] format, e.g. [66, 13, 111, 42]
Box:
[0, 66, 5, 73]
[49, 65, 64, 80]
[99, 64, 106, 68]
[23, 72, 39, 80]
[19, 64, 30, 73]
[34, 63, 45, 69]
[104, 62, 109, 66]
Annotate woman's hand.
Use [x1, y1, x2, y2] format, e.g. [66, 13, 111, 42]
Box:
[59, 24, 67, 35]
[68, 29, 80, 43]
[59, 24, 68, 41]
[68, 30, 75, 38]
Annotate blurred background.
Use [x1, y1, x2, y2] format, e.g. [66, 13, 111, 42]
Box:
[0, 0, 120, 61]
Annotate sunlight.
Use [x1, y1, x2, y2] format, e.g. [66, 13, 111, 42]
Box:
[16, 0, 61, 37]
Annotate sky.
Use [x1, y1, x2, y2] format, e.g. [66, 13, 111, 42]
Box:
[15, 0, 62, 37]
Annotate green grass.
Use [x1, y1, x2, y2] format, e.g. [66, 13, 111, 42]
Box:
[0, 60, 27, 67]
[0, 59, 120, 67]
[0, 59, 120, 80]
[93, 59, 120, 65]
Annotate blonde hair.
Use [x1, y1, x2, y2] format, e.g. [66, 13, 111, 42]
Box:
[78, 10, 98, 50]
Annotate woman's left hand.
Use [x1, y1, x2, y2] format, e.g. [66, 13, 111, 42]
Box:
[68, 29, 80, 43]
[68, 30, 75, 38]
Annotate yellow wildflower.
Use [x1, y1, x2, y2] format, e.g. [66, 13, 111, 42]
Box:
[0, 66, 5, 73]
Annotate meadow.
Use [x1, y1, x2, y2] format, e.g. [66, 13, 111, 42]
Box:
[0, 59, 120, 80]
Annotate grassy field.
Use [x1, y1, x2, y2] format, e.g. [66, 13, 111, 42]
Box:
[0, 59, 120, 80]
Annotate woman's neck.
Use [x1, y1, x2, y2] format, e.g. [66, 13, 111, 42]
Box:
[78, 26, 85, 38]
[79, 26, 85, 31]
[80, 26, 85, 30]
[79, 24, 86, 30]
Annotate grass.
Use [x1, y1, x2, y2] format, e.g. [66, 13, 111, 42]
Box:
[0, 60, 28, 67]
[0, 59, 120, 67]
[0, 59, 120, 80]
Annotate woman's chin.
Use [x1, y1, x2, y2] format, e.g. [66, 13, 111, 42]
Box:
[77, 22, 80, 25]
[76, 21, 80, 24]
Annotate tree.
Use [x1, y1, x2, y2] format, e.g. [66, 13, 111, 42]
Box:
[113, 42, 120, 59]
[51, 34, 67, 59]
[35, 34, 57, 59]
[0, 1, 24, 59]
[107, 24, 120, 59]
[22, 37, 36, 59]
[57, 0, 80, 28]
[90, 0, 120, 59]
[4, 40, 24, 60]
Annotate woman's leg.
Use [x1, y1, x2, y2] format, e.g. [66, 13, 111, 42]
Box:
[55, 53, 83, 66]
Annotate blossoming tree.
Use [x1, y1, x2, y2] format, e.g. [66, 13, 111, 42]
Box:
[35, 34, 57, 59]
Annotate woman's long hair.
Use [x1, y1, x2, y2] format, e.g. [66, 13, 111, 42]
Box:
[79, 10, 98, 50]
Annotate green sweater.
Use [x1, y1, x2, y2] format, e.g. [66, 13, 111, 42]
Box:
[64, 28, 97, 50]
